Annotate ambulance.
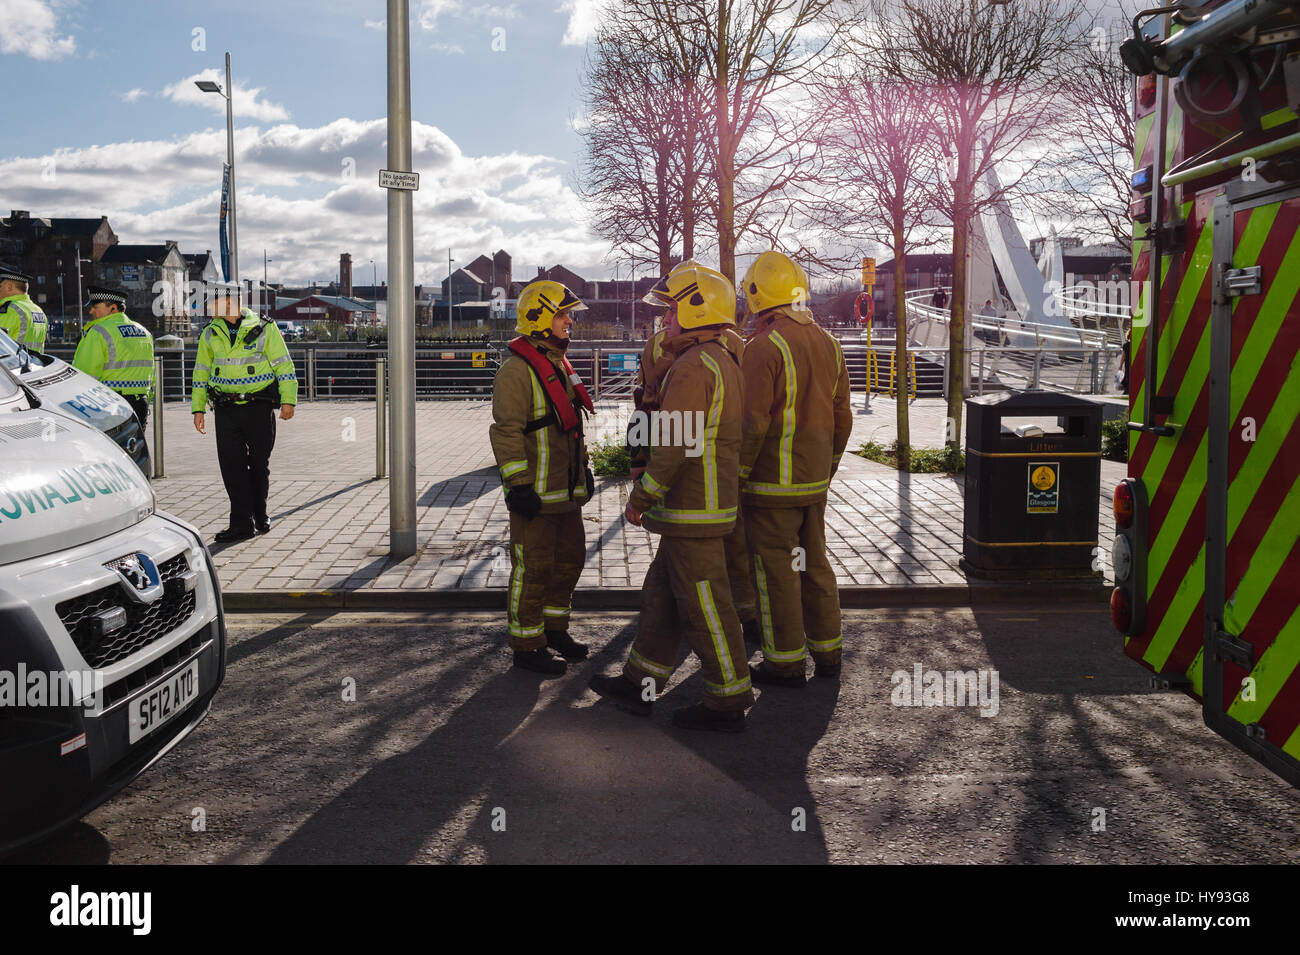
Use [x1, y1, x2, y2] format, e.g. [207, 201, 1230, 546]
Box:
[1115, 0, 1300, 786]
[0, 328, 151, 475]
[0, 363, 226, 855]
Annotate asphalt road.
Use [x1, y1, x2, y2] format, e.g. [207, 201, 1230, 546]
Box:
[9, 606, 1300, 864]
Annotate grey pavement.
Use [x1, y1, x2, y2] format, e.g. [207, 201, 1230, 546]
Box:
[146, 396, 1123, 603]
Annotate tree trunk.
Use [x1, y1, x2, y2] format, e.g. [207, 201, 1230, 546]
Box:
[656, 145, 672, 275]
[714, 0, 738, 282]
[893, 206, 910, 471]
[682, 105, 698, 261]
[946, 166, 969, 451]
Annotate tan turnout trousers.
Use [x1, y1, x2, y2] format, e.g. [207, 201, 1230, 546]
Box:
[623, 536, 755, 711]
[746, 501, 843, 676]
[507, 510, 586, 651]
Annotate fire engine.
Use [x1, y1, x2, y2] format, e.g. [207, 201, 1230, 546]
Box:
[1116, 0, 1300, 786]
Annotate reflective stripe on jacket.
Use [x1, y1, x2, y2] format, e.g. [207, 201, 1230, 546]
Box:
[191, 309, 298, 412]
[0, 295, 48, 351]
[489, 335, 590, 514]
[627, 326, 742, 538]
[72, 312, 155, 396]
[740, 305, 851, 507]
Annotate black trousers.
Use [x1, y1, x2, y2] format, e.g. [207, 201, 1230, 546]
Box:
[124, 394, 149, 429]
[214, 401, 277, 529]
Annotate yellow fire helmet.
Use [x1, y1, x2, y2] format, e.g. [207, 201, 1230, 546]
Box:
[660, 263, 736, 330]
[641, 258, 705, 305]
[515, 280, 587, 336]
[742, 250, 810, 316]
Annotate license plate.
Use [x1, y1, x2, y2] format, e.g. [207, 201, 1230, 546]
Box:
[128, 661, 199, 744]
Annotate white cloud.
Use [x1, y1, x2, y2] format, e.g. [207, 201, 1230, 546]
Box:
[121, 88, 147, 103]
[162, 70, 291, 123]
[0, 118, 609, 284]
[417, 0, 517, 32]
[364, 19, 385, 30]
[0, 0, 76, 60]
[431, 42, 465, 55]
[559, 0, 604, 46]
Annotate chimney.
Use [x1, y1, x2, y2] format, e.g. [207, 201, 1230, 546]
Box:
[340, 253, 353, 297]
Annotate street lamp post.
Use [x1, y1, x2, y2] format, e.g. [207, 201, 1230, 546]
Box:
[447, 249, 455, 339]
[196, 53, 239, 292]
[262, 250, 272, 317]
[386, 0, 417, 557]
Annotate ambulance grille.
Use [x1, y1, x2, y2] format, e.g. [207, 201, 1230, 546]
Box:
[55, 554, 197, 669]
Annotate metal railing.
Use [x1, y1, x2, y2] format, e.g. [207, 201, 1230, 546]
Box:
[904, 285, 1118, 348]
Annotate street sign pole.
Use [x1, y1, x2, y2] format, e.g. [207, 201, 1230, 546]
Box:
[386, 0, 417, 558]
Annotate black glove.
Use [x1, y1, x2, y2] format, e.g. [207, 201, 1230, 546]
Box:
[585, 467, 595, 499]
[505, 484, 542, 518]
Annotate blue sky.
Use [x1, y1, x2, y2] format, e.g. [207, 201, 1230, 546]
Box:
[0, 0, 608, 286]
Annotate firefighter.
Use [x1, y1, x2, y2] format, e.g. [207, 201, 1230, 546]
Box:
[490, 280, 594, 676]
[0, 265, 48, 351]
[73, 285, 154, 429]
[590, 263, 754, 732]
[739, 251, 851, 686]
[632, 262, 760, 645]
[191, 286, 298, 543]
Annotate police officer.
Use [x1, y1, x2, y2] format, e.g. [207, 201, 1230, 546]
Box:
[490, 280, 594, 675]
[191, 286, 298, 543]
[73, 285, 154, 427]
[739, 251, 852, 686]
[0, 265, 48, 351]
[633, 260, 760, 645]
[590, 263, 754, 732]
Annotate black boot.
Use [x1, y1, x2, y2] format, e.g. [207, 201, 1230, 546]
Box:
[215, 524, 256, 544]
[671, 702, 746, 733]
[749, 661, 806, 688]
[588, 674, 652, 716]
[546, 629, 589, 661]
[814, 661, 842, 679]
[513, 648, 566, 677]
[255, 517, 271, 535]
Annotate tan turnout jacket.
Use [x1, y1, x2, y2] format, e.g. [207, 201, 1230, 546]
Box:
[490, 336, 590, 514]
[739, 305, 852, 508]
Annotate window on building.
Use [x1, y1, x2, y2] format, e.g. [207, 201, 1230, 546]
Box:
[36, 275, 45, 285]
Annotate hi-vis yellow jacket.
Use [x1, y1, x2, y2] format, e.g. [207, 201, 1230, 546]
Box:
[627, 326, 742, 537]
[740, 305, 851, 508]
[490, 335, 590, 514]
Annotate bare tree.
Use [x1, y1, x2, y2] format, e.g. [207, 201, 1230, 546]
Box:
[873, 0, 1090, 448]
[635, 0, 839, 282]
[576, 7, 714, 274]
[1034, 13, 1136, 253]
[805, 38, 941, 469]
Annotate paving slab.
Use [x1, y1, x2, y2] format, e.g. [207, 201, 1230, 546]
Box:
[145, 397, 1122, 607]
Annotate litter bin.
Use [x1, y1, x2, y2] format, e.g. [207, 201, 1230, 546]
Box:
[962, 389, 1103, 579]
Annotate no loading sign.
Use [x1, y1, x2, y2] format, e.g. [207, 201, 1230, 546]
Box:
[1027, 462, 1059, 514]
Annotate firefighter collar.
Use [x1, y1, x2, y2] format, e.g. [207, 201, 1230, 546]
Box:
[754, 303, 814, 329]
[662, 325, 729, 357]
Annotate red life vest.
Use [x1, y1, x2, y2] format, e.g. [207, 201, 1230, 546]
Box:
[508, 336, 594, 436]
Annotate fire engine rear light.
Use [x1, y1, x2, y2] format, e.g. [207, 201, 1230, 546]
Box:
[1131, 166, 1153, 193]
[1111, 588, 1132, 632]
[1130, 196, 1152, 224]
[1138, 74, 1157, 110]
[1113, 482, 1134, 528]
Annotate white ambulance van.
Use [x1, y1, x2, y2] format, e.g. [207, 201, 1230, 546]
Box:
[0, 329, 151, 475]
[0, 364, 225, 855]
